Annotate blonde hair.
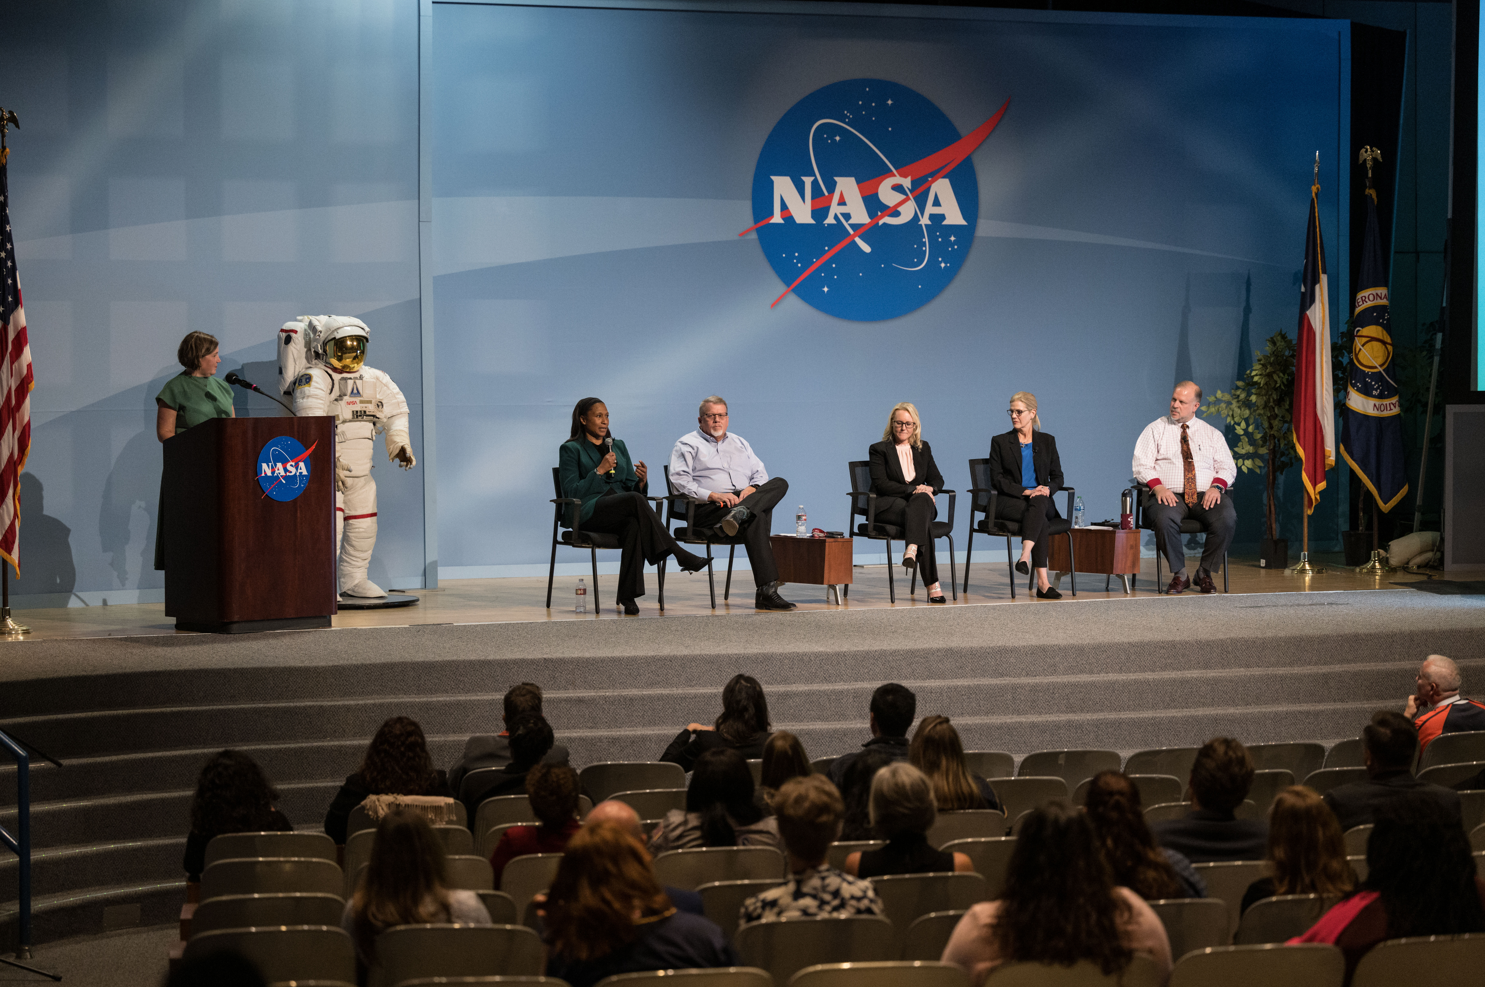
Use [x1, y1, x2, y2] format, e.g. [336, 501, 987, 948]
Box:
[882, 402, 923, 449]
[1009, 392, 1041, 431]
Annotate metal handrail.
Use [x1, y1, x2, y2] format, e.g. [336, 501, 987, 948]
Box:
[0, 727, 33, 960]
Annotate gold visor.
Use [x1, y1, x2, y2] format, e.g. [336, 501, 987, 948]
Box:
[328, 336, 366, 372]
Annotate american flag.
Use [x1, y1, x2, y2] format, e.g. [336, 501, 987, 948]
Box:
[0, 162, 35, 576]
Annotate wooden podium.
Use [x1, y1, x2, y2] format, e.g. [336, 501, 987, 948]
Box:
[162, 416, 337, 633]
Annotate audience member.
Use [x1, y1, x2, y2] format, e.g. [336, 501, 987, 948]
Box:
[1083, 771, 1204, 899]
[909, 715, 1001, 813]
[448, 683, 569, 796]
[183, 749, 293, 883]
[1240, 785, 1354, 914]
[342, 808, 492, 982]
[650, 748, 781, 853]
[1406, 654, 1485, 755]
[166, 951, 266, 987]
[942, 801, 1172, 987]
[1323, 711, 1462, 831]
[845, 762, 972, 877]
[583, 800, 705, 915]
[459, 713, 559, 824]
[838, 746, 901, 841]
[759, 730, 812, 811]
[543, 821, 735, 987]
[661, 674, 772, 773]
[827, 683, 917, 788]
[325, 717, 453, 845]
[739, 775, 884, 923]
[1291, 793, 1484, 984]
[1149, 737, 1267, 863]
[488, 763, 581, 885]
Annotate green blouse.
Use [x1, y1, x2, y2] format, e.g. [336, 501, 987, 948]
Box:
[156, 373, 234, 433]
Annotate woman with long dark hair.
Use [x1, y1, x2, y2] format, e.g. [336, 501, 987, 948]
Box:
[183, 749, 292, 882]
[838, 746, 901, 841]
[1240, 785, 1353, 914]
[341, 809, 491, 982]
[942, 801, 1172, 987]
[758, 731, 811, 811]
[324, 716, 453, 845]
[1084, 771, 1204, 900]
[557, 397, 708, 615]
[650, 748, 780, 852]
[1291, 793, 1484, 983]
[660, 673, 772, 772]
[909, 715, 1001, 813]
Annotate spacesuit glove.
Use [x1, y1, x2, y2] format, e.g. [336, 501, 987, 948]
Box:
[386, 430, 415, 470]
[335, 458, 353, 492]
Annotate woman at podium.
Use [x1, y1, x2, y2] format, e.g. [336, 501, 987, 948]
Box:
[153, 331, 234, 570]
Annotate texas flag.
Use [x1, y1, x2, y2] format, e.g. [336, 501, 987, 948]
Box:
[1293, 173, 1335, 513]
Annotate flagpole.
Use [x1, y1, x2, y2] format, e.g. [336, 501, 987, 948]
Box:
[1, 566, 28, 635]
[1350, 147, 1396, 576]
[1289, 152, 1326, 576]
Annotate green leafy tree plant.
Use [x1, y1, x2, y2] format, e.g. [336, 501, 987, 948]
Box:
[1202, 331, 1297, 542]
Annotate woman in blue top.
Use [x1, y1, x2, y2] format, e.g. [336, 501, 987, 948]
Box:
[558, 397, 707, 614]
[988, 391, 1065, 600]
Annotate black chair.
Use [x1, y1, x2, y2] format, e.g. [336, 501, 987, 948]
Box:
[962, 458, 1075, 600]
[545, 467, 668, 611]
[1128, 482, 1228, 593]
[846, 461, 956, 604]
[657, 465, 746, 609]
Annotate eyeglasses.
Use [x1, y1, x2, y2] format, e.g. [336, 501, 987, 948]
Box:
[1007, 409, 1032, 418]
[701, 413, 728, 422]
[891, 420, 916, 429]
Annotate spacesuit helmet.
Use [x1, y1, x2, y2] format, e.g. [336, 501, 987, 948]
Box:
[320, 317, 369, 373]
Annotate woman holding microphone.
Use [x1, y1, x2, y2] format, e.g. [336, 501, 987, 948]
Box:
[989, 391, 1065, 600]
[154, 331, 234, 572]
[869, 402, 947, 604]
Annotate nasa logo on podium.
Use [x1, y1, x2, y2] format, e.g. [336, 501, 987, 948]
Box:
[257, 436, 317, 502]
[746, 79, 1007, 321]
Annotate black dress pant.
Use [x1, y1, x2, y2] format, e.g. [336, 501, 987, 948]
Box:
[584, 491, 682, 601]
[689, 476, 788, 586]
[1143, 489, 1236, 576]
[873, 492, 940, 585]
[994, 495, 1058, 568]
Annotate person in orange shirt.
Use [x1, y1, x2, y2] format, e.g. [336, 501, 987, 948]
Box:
[1406, 654, 1485, 754]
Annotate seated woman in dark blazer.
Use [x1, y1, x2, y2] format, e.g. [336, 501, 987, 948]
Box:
[558, 397, 707, 615]
[869, 402, 947, 603]
[989, 391, 1065, 600]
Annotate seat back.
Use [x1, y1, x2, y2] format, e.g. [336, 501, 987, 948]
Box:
[1324, 739, 1365, 769]
[182, 926, 355, 984]
[697, 878, 785, 941]
[1246, 743, 1326, 782]
[940, 838, 1016, 899]
[610, 788, 688, 820]
[811, 756, 837, 776]
[346, 801, 465, 842]
[1232, 894, 1331, 946]
[398, 978, 566, 987]
[204, 832, 338, 869]
[652, 846, 788, 890]
[1418, 730, 1485, 772]
[826, 841, 884, 871]
[871, 873, 987, 951]
[1128, 774, 1184, 807]
[1351, 933, 1485, 987]
[1125, 748, 1200, 781]
[1342, 825, 1373, 856]
[967, 459, 993, 520]
[847, 461, 873, 528]
[735, 915, 896, 987]
[988, 778, 1068, 831]
[474, 795, 539, 841]
[498, 853, 562, 925]
[1246, 770, 1295, 813]
[200, 858, 344, 901]
[1169, 943, 1344, 987]
[1142, 802, 1188, 824]
[901, 911, 968, 962]
[447, 855, 496, 891]
[789, 960, 971, 987]
[1016, 751, 1121, 792]
[476, 889, 519, 925]
[1300, 767, 1367, 796]
[1147, 898, 1230, 960]
[370, 923, 544, 987]
[1348, 855, 1368, 883]
[927, 810, 1008, 848]
[1471, 822, 1485, 852]
[1190, 861, 1266, 940]
[963, 752, 1014, 780]
[984, 955, 1165, 987]
[190, 893, 345, 938]
[596, 969, 775, 987]
[480, 822, 525, 860]
[1417, 761, 1485, 790]
[580, 762, 687, 802]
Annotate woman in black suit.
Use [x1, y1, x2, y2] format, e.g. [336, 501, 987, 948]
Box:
[869, 402, 948, 603]
[989, 391, 1065, 600]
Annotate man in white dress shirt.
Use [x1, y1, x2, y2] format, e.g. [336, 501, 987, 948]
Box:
[670, 396, 795, 610]
[1132, 381, 1237, 594]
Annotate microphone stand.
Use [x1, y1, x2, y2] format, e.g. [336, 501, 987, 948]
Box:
[225, 374, 297, 416]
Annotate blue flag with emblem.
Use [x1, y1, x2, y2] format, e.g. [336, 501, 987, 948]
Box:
[1339, 190, 1408, 511]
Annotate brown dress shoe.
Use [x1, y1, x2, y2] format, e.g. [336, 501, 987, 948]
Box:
[1194, 569, 1216, 594]
[1167, 573, 1190, 595]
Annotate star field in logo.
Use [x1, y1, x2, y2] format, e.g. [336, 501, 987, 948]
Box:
[257, 436, 316, 502]
[745, 79, 1006, 321]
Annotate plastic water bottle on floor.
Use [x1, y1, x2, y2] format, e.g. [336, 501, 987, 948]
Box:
[1073, 496, 1085, 528]
[795, 505, 807, 536]
[574, 578, 587, 613]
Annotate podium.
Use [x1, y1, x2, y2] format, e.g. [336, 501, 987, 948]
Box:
[162, 416, 337, 633]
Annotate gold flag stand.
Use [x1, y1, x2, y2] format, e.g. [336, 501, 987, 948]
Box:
[1286, 506, 1326, 575]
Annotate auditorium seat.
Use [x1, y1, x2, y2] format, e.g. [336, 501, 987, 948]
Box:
[1323, 739, 1364, 769]
[1125, 748, 1200, 781]
[182, 925, 355, 984]
[474, 794, 539, 838]
[610, 788, 688, 821]
[1142, 802, 1188, 824]
[499, 853, 562, 927]
[826, 840, 884, 871]
[1127, 774, 1185, 807]
[447, 855, 496, 891]
[480, 822, 523, 859]
[1417, 730, 1485, 772]
[811, 756, 838, 776]
[871, 873, 986, 952]
[1460, 791, 1485, 834]
[204, 832, 338, 869]
[346, 802, 467, 842]
[789, 960, 970, 987]
[580, 762, 686, 802]
[940, 837, 1016, 898]
[200, 858, 343, 901]
[1348, 855, 1368, 882]
[1016, 750, 1120, 792]
[1146, 898, 1229, 960]
[190, 892, 345, 938]
[901, 911, 968, 962]
[963, 752, 1015, 780]
[1246, 743, 1325, 782]
[595, 969, 773, 987]
[735, 915, 895, 986]
[1246, 770, 1295, 812]
[1417, 760, 1485, 790]
[926, 810, 1009, 847]
[653, 846, 788, 890]
[398, 979, 566, 987]
[1342, 825, 1372, 856]
[344, 827, 475, 897]
[1470, 823, 1485, 852]
[749, 760, 764, 786]
[369, 923, 544, 987]
[1349, 933, 1485, 987]
[1190, 861, 1266, 939]
[984, 955, 1165, 987]
[1168, 943, 1344, 987]
[1300, 767, 1368, 796]
[476, 889, 519, 925]
[698, 878, 787, 940]
[984, 778, 1067, 832]
[1232, 894, 1332, 946]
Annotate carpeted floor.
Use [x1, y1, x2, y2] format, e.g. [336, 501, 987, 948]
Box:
[0, 924, 173, 987]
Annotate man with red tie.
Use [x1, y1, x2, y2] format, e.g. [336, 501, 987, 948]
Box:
[1132, 381, 1237, 594]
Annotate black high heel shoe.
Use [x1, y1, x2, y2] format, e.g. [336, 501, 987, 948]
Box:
[674, 548, 710, 573]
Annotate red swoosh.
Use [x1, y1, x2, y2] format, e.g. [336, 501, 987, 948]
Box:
[261, 439, 319, 498]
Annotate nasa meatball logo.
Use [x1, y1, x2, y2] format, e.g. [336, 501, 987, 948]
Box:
[745, 79, 1007, 321]
[257, 436, 317, 502]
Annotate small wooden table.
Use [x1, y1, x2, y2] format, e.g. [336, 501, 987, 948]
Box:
[1048, 526, 1141, 593]
[770, 535, 853, 605]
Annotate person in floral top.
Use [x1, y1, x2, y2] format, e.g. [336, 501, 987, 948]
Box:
[739, 775, 883, 924]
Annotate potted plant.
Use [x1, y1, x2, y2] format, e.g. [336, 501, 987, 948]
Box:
[1202, 331, 1296, 569]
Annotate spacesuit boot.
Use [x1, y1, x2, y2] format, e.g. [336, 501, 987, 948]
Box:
[337, 473, 385, 598]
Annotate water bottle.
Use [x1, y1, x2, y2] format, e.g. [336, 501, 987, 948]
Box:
[1073, 496, 1085, 529]
[1120, 489, 1134, 531]
[574, 578, 587, 614]
[795, 505, 807, 536]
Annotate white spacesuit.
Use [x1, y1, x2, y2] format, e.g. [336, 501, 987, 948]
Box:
[290, 316, 415, 599]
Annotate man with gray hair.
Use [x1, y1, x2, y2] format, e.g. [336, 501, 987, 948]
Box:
[1407, 654, 1485, 755]
[670, 396, 794, 610]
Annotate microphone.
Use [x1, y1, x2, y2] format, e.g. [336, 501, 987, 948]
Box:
[225, 372, 297, 416]
[604, 436, 616, 477]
